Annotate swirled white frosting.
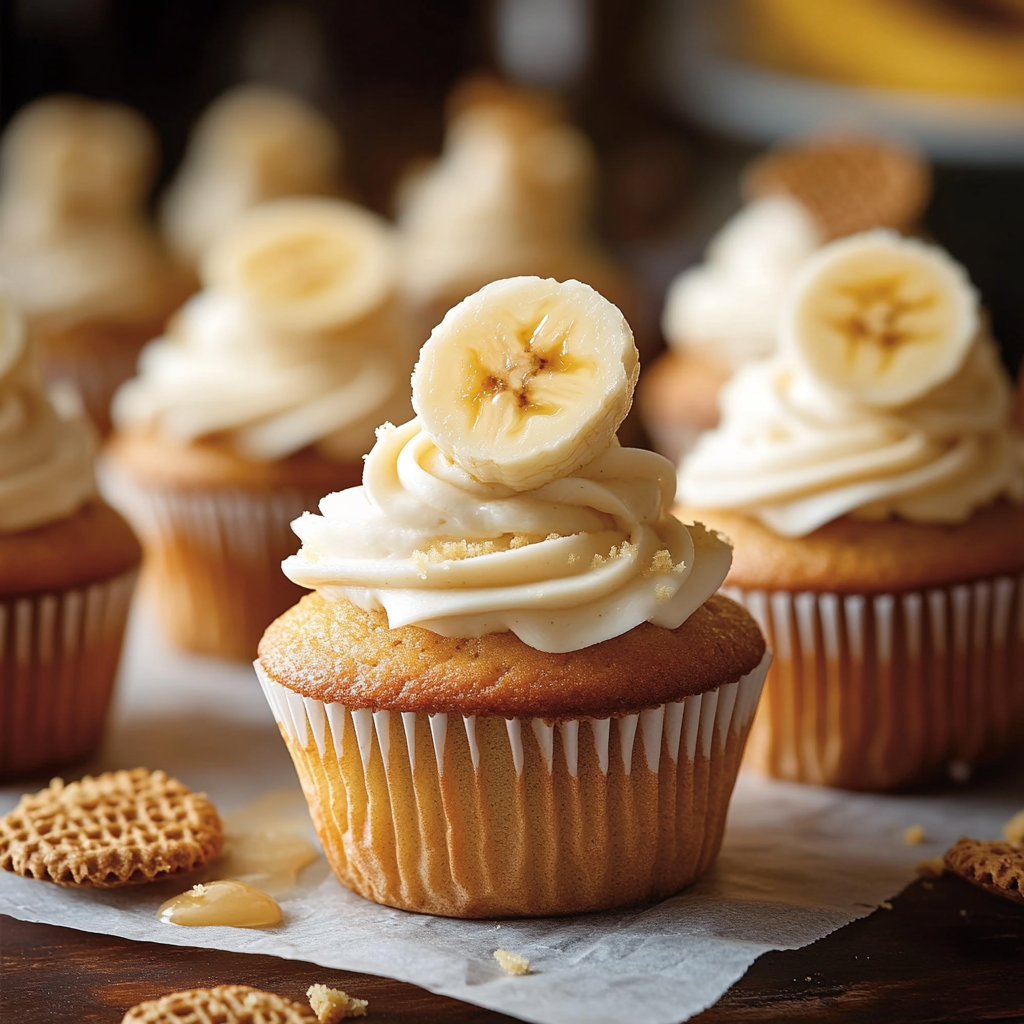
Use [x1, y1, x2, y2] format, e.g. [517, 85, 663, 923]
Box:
[283, 418, 732, 653]
[662, 197, 823, 370]
[0, 320, 95, 532]
[678, 337, 1024, 537]
[112, 289, 413, 462]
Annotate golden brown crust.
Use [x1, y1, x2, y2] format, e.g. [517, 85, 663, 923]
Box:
[258, 591, 766, 719]
[742, 137, 931, 240]
[0, 499, 141, 596]
[677, 503, 1024, 593]
[0, 768, 223, 888]
[638, 350, 727, 435]
[945, 837, 1024, 905]
[105, 428, 364, 492]
[122, 985, 316, 1024]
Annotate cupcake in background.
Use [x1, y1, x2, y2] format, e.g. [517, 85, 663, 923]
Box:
[677, 230, 1024, 790]
[396, 76, 636, 341]
[160, 85, 343, 276]
[641, 137, 931, 464]
[0, 285, 141, 778]
[105, 197, 414, 661]
[0, 96, 187, 435]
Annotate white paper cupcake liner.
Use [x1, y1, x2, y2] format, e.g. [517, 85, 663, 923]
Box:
[723, 576, 1024, 789]
[0, 568, 137, 777]
[255, 649, 770, 918]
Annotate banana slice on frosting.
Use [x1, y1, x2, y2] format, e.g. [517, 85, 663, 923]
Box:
[0, 286, 25, 378]
[412, 276, 638, 491]
[783, 230, 979, 407]
[201, 197, 396, 334]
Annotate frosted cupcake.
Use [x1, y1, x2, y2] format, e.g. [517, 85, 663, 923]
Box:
[160, 85, 343, 275]
[642, 137, 931, 463]
[257, 276, 770, 918]
[106, 197, 414, 661]
[396, 78, 634, 341]
[677, 231, 1024, 790]
[0, 287, 140, 778]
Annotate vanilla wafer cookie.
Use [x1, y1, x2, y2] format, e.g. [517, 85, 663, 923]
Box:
[122, 985, 316, 1024]
[743, 137, 931, 240]
[0, 768, 222, 887]
[944, 837, 1024, 905]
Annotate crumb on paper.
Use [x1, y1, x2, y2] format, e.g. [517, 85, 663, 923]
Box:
[494, 949, 530, 976]
[903, 825, 927, 845]
[915, 857, 946, 879]
[307, 984, 368, 1021]
[879, 900, 893, 911]
[1004, 809, 1024, 847]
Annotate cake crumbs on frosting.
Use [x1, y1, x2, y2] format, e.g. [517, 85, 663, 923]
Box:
[641, 549, 687, 577]
[591, 540, 638, 569]
[494, 949, 531, 976]
[307, 983, 368, 1021]
[654, 584, 674, 602]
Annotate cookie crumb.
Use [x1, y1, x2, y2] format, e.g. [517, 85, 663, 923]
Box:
[879, 900, 893, 910]
[915, 857, 946, 878]
[307, 984, 368, 1021]
[903, 825, 927, 845]
[1004, 809, 1024, 848]
[494, 949, 530, 976]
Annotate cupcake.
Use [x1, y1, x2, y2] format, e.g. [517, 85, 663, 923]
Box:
[160, 85, 343, 276]
[0, 287, 141, 778]
[256, 276, 770, 918]
[677, 230, 1024, 791]
[0, 96, 187, 435]
[396, 77, 635, 343]
[641, 137, 931, 464]
[105, 197, 414, 661]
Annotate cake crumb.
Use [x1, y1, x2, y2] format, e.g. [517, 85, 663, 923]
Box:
[915, 856, 946, 879]
[1004, 809, 1024, 847]
[494, 949, 530, 976]
[307, 984, 368, 1021]
[654, 584, 674, 602]
[879, 900, 893, 910]
[903, 824, 927, 845]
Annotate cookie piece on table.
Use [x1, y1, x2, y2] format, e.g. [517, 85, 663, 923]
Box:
[307, 984, 368, 1021]
[122, 985, 316, 1024]
[944, 837, 1024, 905]
[0, 767, 222, 887]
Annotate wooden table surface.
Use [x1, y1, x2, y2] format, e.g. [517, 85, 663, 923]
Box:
[3, 872, 1023, 1023]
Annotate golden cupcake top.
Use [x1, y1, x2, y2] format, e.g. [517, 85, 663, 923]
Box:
[283, 275, 733, 654]
[678, 231, 1024, 536]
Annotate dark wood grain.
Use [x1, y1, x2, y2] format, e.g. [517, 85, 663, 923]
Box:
[3, 874, 1023, 1023]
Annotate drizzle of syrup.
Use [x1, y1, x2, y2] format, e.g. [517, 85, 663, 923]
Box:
[158, 879, 282, 928]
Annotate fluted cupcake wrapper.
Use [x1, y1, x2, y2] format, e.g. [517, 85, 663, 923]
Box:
[0, 569, 137, 779]
[723, 576, 1024, 790]
[255, 651, 771, 919]
[103, 470, 319, 661]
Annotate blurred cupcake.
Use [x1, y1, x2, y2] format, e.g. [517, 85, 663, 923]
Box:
[641, 137, 931, 464]
[257, 276, 769, 918]
[160, 85, 343, 276]
[0, 286, 141, 778]
[677, 231, 1024, 790]
[0, 96, 186, 435]
[105, 197, 414, 661]
[396, 77, 635, 341]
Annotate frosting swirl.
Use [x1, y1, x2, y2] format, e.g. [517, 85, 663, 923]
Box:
[0, 296, 95, 532]
[678, 337, 1024, 537]
[283, 418, 732, 653]
[662, 196, 822, 370]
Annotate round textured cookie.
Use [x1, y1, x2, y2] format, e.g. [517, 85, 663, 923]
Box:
[944, 837, 1024, 905]
[0, 768, 223, 887]
[122, 985, 316, 1024]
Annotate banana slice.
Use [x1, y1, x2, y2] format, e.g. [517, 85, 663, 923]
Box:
[412, 276, 638, 491]
[783, 231, 979, 407]
[201, 197, 396, 333]
[0, 285, 25, 378]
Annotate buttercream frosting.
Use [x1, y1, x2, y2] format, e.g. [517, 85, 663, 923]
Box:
[0, 292, 96, 531]
[283, 417, 732, 654]
[662, 196, 823, 370]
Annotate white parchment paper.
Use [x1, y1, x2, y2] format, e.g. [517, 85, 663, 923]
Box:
[2, 607, 1022, 1024]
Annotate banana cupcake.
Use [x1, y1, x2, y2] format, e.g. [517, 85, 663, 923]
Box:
[160, 85, 343, 276]
[0, 287, 140, 778]
[642, 137, 931, 463]
[256, 276, 770, 918]
[0, 95, 186, 434]
[677, 231, 1024, 791]
[105, 197, 414, 661]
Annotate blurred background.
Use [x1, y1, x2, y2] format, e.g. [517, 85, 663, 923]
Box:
[3, 0, 1024, 372]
